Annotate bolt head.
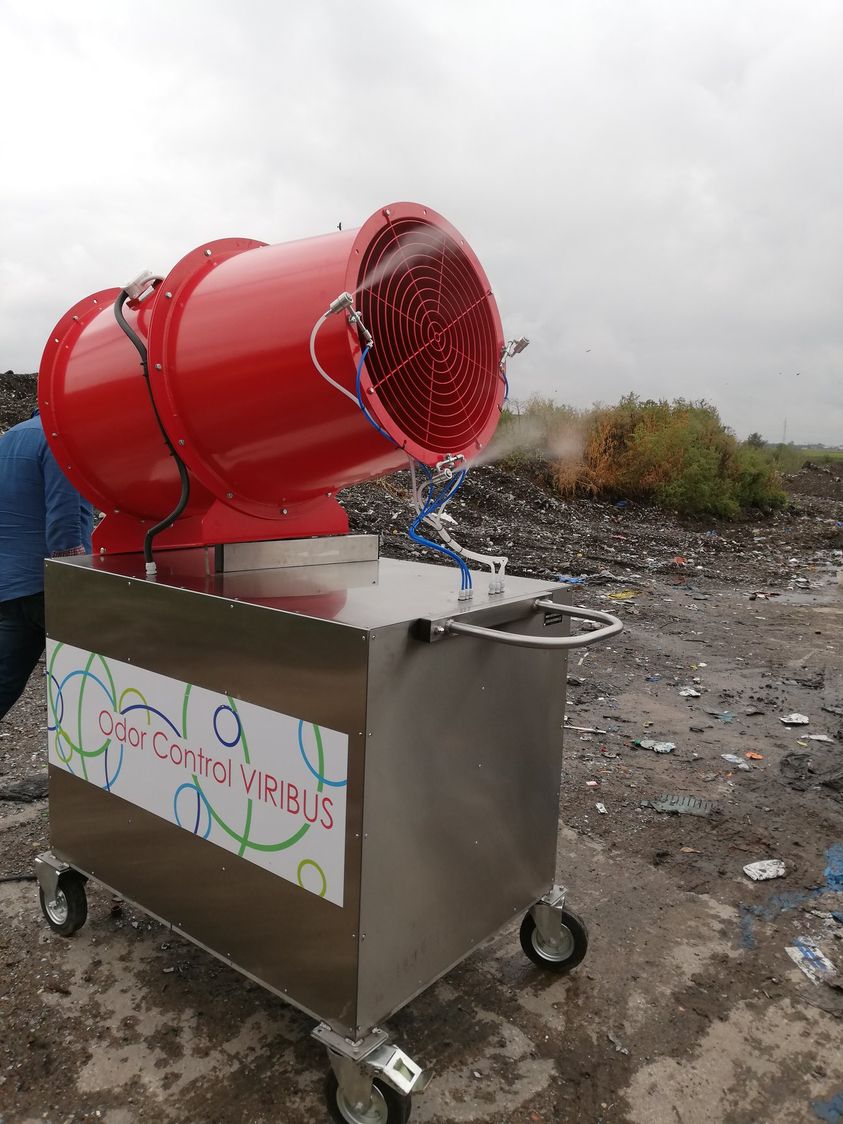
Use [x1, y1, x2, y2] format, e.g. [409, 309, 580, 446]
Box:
[164, 291, 172, 299]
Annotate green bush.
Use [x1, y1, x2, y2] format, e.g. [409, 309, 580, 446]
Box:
[495, 393, 787, 518]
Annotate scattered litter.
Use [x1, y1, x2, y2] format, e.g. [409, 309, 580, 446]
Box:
[679, 687, 701, 698]
[707, 710, 735, 723]
[607, 1031, 629, 1055]
[586, 780, 599, 787]
[806, 734, 835, 743]
[721, 754, 750, 771]
[566, 724, 608, 734]
[646, 674, 662, 683]
[596, 802, 608, 814]
[744, 860, 786, 881]
[680, 846, 701, 854]
[786, 938, 838, 986]
[162, 966, 176, 974]
[556, 574, 586, 585]
[607, 589, 640, 601]
[745, 751, 764, 761]
[745, 707, 764, 717]
[634, 739, 675, 754]
[689, 724, 707, 733]
[648, 794, 714, 817]
[781, 713, 810, 726]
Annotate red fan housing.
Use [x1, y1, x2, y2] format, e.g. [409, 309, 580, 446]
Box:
[38, 202, 505, 553]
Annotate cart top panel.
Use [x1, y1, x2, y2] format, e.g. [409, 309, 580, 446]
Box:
[48, 546, 559, 632]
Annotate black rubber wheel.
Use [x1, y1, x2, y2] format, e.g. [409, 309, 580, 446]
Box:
[38, 870, 88, 937]
[325, 1071, 411, 1124]
[520, 905, 588, 974]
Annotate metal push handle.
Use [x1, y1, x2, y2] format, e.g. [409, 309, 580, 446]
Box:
[444, 598, 623, 650]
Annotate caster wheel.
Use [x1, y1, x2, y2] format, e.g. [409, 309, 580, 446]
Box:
[325, 1071, 411, 1124]
[520, 905, 588, 974]
[39, 870, 88, 937]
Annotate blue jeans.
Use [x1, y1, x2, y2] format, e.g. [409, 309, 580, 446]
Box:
[0, 593, 45, 721]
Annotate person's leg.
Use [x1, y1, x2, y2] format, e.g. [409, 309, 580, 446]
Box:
[0, 595, 47, 721]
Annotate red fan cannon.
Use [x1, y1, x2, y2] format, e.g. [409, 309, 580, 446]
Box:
[35, 203, 620, 1123]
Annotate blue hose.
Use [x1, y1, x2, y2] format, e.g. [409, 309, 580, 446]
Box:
[351, 353, 471, 589]
[409, 469, 471, 588]
[355, 347, 396, 445]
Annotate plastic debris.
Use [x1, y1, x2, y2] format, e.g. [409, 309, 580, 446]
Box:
[806, 734, 834, 743]
[634, 739, 675, 754]
[586, 780, 599, 787]
[706, 710, 735, 723]
[607, 589, 640, 600]
[780, 713, 810, 726]
[743, 859, 786, 881]
[648, 794, 714, 817]
[556, 574, 586, 585]
[721, 753, 750, 771]
[745, 751, 764, 760]
[785, 938, 838, 986]
[679, 687, 701, 698]
[607, 1031, 629, 1055]
[646, 674, 662, 682]
[596, 802, 608, 814]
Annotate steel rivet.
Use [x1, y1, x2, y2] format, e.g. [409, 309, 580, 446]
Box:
[154, 363, 162, 370]
[204, 249, 212, 257]
[226, 491, 234, 499]
[165, 291, 172, 298]
[178, 439, 185, 446]
[281, 508, 288, 515]
[53, 337, 59, 343]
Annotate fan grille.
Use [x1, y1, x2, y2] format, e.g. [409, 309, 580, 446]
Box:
[357, 218, 502, 457]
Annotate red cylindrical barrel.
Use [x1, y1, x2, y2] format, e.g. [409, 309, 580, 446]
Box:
[39, 202, 505, 548]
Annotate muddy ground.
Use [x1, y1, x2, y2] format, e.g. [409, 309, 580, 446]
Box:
[2, 375, 843, 1123]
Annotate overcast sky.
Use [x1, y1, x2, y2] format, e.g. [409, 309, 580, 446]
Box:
[2, 0, 841, 443]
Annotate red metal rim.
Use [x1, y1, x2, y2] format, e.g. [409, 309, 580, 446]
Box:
[146, 237, 267, 512]
[38, 288, 123, 514]
[344, 202, 506, 465]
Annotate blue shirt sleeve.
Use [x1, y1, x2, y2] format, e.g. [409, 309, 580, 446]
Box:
[40, 445, 93, 554]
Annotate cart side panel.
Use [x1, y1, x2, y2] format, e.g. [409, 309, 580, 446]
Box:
[356, 596, 568, 1032]
[45, 561, 368, 1032]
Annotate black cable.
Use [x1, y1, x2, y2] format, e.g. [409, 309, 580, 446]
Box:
[113, 290, 190, 570]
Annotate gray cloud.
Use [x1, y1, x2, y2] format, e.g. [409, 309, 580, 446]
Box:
[2, 0, 841, 442]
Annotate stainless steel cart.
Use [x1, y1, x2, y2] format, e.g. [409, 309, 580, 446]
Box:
[36, 536, 620, 1123]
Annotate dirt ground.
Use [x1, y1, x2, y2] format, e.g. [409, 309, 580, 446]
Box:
[2, 376, 843, 1123]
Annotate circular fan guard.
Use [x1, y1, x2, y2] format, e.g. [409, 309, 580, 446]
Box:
[357, 218, 503, 459]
